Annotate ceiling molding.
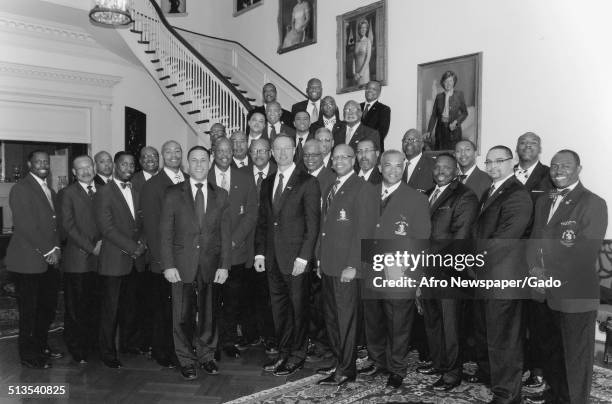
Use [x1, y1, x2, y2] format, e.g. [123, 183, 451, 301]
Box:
[0, 61, 122, 88]
[0, 12, 97, 46]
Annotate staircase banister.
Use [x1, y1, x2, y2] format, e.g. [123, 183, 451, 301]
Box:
[174, 27, 307, 100]
[143, 0, 252, 111]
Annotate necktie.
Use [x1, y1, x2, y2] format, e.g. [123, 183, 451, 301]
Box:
[296, 137, 304, 159]
[240, 161, 246, 167]
[195, 183, 205, 227]
[345, 126, 353, 144]
[41, 182, 54, 210]
[515, 168, 528, 184]
[458, 174, 467, 184]
[87, 185, 95, 199]
[325, 180, 341, 216]
[404, 160, 411, 182]
[363, 103, 370, 118]
[273, 173, 284, 207]
[380, 188, 390, 214]
[269, 124, 277, 140]
[487, 184, 495, 199]
[256, 172, 264, 194]
[120, 182, 132, 189]
[311, 103, 319, 122]
[547, 189, 570, 223]
[220, 172, 229, 191]
[174, 173, 182, 184]
[429, 188, 441, 207]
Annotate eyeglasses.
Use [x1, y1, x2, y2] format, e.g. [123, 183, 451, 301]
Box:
[484, 157, 512, 167]
[232, 140, 247, 145]
[251, 149, 270, 156]
[273, 147, 295, 153]
[402, 138, 421, 144]
[331, 155, 354, 162]
[357, 148, 376, 154]
[303, 153, 322, 159]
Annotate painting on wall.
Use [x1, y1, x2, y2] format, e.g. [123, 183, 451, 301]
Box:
[161, 0, 187, 16]
[277, 0, 317, 54]
[125, 107, 146, 172]
[336, 0, 387, 94]
[234, 0, 263, 16]
[417, 52, 482, 152]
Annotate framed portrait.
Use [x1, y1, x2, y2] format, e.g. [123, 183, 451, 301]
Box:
[160, 0, 187, 16]
[277, 0, 317, 54]
[417, 52, 483, 152]
[234, 0, 263, 17]
[336, 0, 387, 94]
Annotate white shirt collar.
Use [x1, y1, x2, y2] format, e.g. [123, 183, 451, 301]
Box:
[557, 181, 579, 193]
[79, 181, 95, 193]
[113, 177, 131, 188]
[309, 165, 324, 177]
[382, 181, 401, 197]
[365, 100, 378, 108]
[274, 163, 296, 194]
[164, 167, 184, 184]
[233, 156, 249, 167]
[516, 160, 539, 177]
[336, 171, 354, 189]
[407, 152, 422, 166]
[459, 164, 477, 178]
[98, 174, 112, 183]
[359, 167, 374, 180]
[143, 171, 154, 181]
[347, 122, 361, 132]
[189, 178, 207, 198]
[492, 173, 515, 191]
[214, 165, 231, 183]
[432, 182, 451, 195]
[30, 172, 48, 187]
[253, 163, 270, 178]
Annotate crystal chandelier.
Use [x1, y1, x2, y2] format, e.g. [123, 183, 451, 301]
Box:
[89, 0, 133, 26]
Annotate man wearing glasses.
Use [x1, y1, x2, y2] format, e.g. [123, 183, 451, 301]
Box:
[255, 136, 321, 376]
[401, 129, 435, 193]
[468, 146, 532, 404]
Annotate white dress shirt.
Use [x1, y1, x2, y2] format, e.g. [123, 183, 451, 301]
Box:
[190, 178, 207, 213]
[405, 152, 423, 182]
[113, 178, 135, 219]
[381, 181, 401, 199]
[163, 167, 184, 184]
[514, 161, 539, 185]
[345, 122, 361, 144]
[143, 171, 153, 181]
[252, 163, 271, 184]
[548, 181, 579, 223]
[323, 116, 336, 131]
[79, 181, 96, 194]
[233, 157, 249, 168]
[306, 100, 321, 121]
[358, 167, 374, 181]
[214, 166, 231, 192]
[273, 163, 296, 195]
[490, 173, 515, 195]
[429, 183, 451, 204]
[30, 173, 59, 256]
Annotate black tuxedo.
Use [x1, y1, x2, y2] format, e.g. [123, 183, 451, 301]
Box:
[360, 101, 391, 151]
[422, 181, 479, 383]
[402, 153, 435, 193]
[160, 181, 232, 366]
[473, 176, 532, 403]
[462, 166, 491, 200]
[255, 166, 321, 361]
[527, 182, 607, 403]
[515, 161, 553, 204]
[6, 173, 61, 362]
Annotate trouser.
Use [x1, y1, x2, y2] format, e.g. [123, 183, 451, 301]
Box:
[524, 299, 554, 374]
[422, 298, 462, 382]
[543, 307, 596, 404]
[12, 267, 60, 361]
[241, 266, 275, 342]
[149, 272, 175, 362]
[322, 274, 359, 378]
[98, 267, 143, 361]
[171, 272, 219, 367]
[63, 271, 97, 359]
[267, 258, 310, 361]
[220, 263, 247, 346]
[309, 270, 328, 348]
[363, 298, 416, 376]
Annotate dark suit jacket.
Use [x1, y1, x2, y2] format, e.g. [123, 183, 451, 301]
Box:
[516, 162, 553, 203]
[255, 166, 321, 273]
[160, 181, 232, 283]
[141, 170, 188, 273]
[474, 176, 532, 298]
[94, 174, 110, 187]
[291, 99, 312, 121]
[248, 104, 292, 127]
[318, 175, 377, 277]
[208, 166, 258, 266]
[131, 170, 152, 195]
[262, 124, 295, 144]
[314, 166, 336, 198]
[294, 132, 315, 169]
[463, 166, 491, 200]
[359, 166, 382, 185]
[95, 180, 145, 276]
[60, 182, 100, 273]
[333, 123, 381, 153]
[402, 154, 436, 193]
[527, 182, 607, 313]
[360, 101, 391, 150]
[6, 174, 60, 274]
[231, 155, 253, 169]
[428, 181, 479, 241]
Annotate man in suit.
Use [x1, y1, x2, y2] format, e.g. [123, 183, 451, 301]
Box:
[525, 150, 607, 404]
[263, 101, 295, 144]
[514, 132, 552, 204]
[455, 139, 491, 200]
[132, 146, 159, 194]
[247, 112, 268, 147]
[7, 150, 63, 369]
[94, 150, 113, 186]
[314, 127, 335, 169]
[469, 146, 532, 404]
[209, 123, 227, 147]
[291, 77, 322, 122]
[359, 149, 431, 388]
[401, 129, 435, 193]
[310, 96, 343, 144]
[293, 111, 314, 168]
[231, 130, 252, 168]
[140, 140, 187, 368]
[247, 83, 292, 127]
[60, 155, 102, 364]
[208, 138, 258, 358]
[303, 139, 335, 194]
[95, 151, 147, 368]
[160, 146, 232, 380]
[361, 81, 391, 152]
[255, 135, 321, 376]
[338, 100, 381, 154]
[419, 153, 479, 391]
[238, 138, 277, 353]
[316, 144, 377, 386]
[356, 139, 382, 184]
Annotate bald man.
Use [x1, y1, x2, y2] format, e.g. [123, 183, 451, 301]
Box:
[263, 102, 295, 143]
[361, 81, 391, 152]
[292, 78, 323, 122]
[338, 100, 380, 155]
[514, 132, 553, 204]
[401, 129, 435, 193]
[314, 127, 335, 170]
[132, 146, 159, 194]
[247, 83, 292, 127]
[94, 151, 113, 186]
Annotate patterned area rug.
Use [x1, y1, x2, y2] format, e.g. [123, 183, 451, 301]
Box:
[226, 353, 612, 404]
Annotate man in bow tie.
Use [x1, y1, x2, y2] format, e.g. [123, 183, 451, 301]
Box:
[514, 132, 552, 204]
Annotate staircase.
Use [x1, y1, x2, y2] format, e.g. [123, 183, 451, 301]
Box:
[118, 0, 253, 145]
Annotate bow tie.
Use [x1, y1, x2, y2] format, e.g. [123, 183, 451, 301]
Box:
[549, 188, 570, 200]
[120, 182, 132, 189]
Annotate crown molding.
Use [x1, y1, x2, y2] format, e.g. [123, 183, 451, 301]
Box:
[0, 12, 96, 46]
[0, 61, 122, 88]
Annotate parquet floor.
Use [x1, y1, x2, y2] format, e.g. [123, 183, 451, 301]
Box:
[0, 331, 318, 403]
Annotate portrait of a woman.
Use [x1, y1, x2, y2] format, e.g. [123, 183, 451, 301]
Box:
[352, 18, 372, 86]
[426, 70, 468, 150]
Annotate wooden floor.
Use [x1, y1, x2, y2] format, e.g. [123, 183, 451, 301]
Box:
[0, 331, 320, 403]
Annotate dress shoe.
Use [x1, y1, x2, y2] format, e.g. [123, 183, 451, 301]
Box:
[263, 357, 286, 372]
[417, 359, 433, 367]
[306, 352, 324, 362]
[316, 365, 336, 375]
[358, 364, 385, 376]
[249, 337, 263, 347]
[523, 394, 546, 404]
[431, 376, 461, 391]
[200, 360, 219, 375]
[416, 365, 441, 375]
[155, 357, 176, 368]
[180, 365, 197, 380]
[102, 358, 123, 369]
[43, 347, 64, 359]
[21, 358, 51, 369]
[524, 373, 545, 388]
[264, 343, 279, 355]
[317, 373, 355, 386]
[274, 359, 304, 376]
[463, 371, 490, 386]
[386, 373, 403, 388]
[223, 345, 241, 359]
[121, 347, 144, 355]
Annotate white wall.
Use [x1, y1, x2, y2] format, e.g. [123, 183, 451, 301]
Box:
[169, 0, 612, 236]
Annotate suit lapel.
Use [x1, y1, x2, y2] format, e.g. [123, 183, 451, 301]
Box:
[109, 181, 135, 223]
[204, 182, 218, 228]
[481, 177, 514, 213]
[181, 181, 198, 228]
[430, 182, 455, 213]
[26, 175, 55, 213]
[546, 184, 584, 226]
[275, 169, 300, 213]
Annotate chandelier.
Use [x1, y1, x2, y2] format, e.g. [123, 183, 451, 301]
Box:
[89, 0, 133, 26]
